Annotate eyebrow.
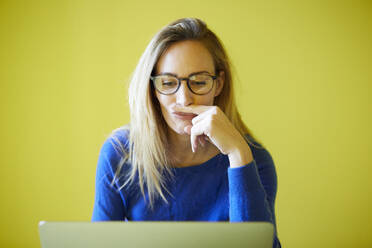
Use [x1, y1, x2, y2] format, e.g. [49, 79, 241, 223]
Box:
[155, 70, 212, 77]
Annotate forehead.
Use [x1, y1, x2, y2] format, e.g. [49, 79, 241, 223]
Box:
[155, 40, 215, 76]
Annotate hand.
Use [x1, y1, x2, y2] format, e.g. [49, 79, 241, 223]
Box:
[173, 104, 254, 167]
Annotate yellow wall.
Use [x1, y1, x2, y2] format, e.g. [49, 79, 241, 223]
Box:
[1, 0, 371, 247]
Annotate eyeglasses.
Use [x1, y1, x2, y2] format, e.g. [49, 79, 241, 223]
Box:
[150, 72, 217, 95]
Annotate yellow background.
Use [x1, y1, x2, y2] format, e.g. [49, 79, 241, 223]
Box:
[1, 0, 371, 247]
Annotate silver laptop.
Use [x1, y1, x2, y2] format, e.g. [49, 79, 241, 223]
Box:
[39, 221, 274, 248]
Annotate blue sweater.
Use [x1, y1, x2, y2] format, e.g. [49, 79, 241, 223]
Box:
[92, 130, 281, 247]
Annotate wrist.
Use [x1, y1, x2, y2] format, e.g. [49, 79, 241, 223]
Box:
[228, 143, 253, 168]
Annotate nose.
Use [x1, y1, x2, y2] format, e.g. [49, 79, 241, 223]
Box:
[176, 79, 193, 107]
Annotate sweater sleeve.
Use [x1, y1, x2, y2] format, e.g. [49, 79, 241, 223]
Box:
[227, 146, 281, 248]
[91, 135, 127, 221]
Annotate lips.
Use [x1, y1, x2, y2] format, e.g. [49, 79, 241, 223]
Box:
[172, 112, 197, 120]
[173, 112, 197, 116]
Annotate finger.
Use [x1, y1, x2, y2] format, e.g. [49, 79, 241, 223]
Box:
[191, 134, 195, 153]
[191, 131, 197, 153]
[191, 108, 214, 126]
[198, 136, 205, 147]
[184, 125, 192, 135]
[195, 136, 202, 150]
[200, 135, 207, 147]
[173, 104, 212, 115]
[190, 119, 210, 152]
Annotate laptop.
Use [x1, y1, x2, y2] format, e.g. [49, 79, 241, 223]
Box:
[39, 221, 274, 248]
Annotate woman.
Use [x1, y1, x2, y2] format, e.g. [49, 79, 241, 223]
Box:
[92, 18, 281, 247]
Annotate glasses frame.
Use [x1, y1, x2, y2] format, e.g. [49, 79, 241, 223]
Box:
[150, 71, 217, 95]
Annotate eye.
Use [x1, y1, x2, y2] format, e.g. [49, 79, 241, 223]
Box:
[190, 80, 207, 86]
[162, 81, 177, 86]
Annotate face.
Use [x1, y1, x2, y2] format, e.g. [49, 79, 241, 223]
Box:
[154, 40, 224, 135]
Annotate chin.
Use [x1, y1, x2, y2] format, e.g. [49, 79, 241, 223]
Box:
[168, 119, 192, 136]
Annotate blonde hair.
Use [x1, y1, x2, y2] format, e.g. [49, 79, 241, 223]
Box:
[109, 18, 264, 209]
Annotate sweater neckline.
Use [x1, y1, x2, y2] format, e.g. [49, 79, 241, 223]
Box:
[170, 152, 224, 174]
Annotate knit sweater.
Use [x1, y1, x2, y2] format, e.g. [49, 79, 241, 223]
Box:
[92, 129, 281, 247]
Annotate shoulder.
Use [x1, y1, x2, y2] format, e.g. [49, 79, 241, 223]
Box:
[101, 127, 130, 156]
[97, 126, 131, 173]
[243, 134, 277, 176]
[244, 134, 274, 164]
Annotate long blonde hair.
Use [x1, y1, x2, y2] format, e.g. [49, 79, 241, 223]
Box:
[109, 18, 263, 209]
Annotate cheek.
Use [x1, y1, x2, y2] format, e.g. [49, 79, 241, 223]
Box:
[156, 94, 166, 106]
[156, 93, 173, 113]
[198, 92, 216, 106]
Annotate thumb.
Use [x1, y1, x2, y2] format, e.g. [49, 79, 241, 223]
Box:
[184, 125, 192, 135]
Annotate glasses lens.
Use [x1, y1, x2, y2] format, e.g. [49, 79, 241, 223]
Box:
[189, 74, 213, 94]
[154, 75, 179, 94]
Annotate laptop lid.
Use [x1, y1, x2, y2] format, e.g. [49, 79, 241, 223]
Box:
[39, 221, 274, 248]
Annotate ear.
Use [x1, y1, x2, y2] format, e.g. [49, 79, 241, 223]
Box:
[214, 70, 225, 97]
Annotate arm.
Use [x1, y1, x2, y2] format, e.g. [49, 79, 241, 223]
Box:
[169, 105, 281, 246]
[228, 144, 281, 248]
[92, 136, 127, 221]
